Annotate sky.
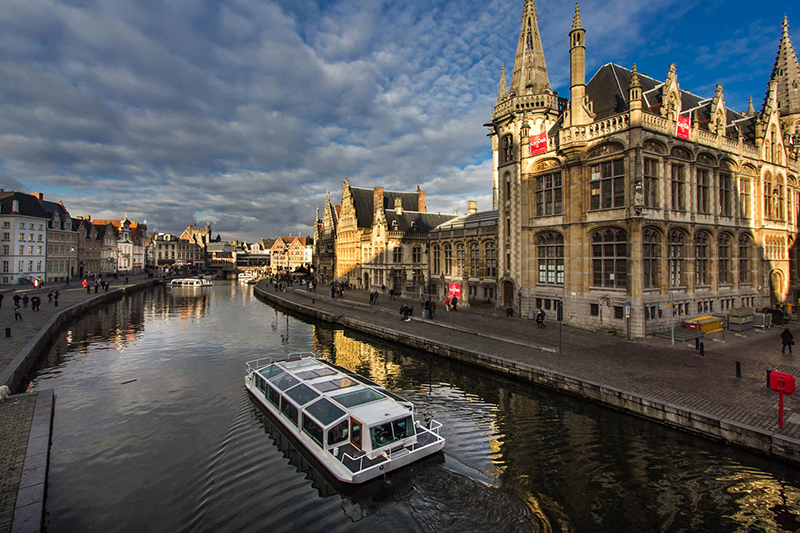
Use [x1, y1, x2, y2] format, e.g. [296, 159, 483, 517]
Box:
[0, 0, 798, 242]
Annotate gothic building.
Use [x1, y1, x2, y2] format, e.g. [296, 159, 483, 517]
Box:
[488, 2, 800, 338]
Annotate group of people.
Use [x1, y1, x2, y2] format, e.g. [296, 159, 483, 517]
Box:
[82, 278, 110, 294]
[369, 291, 380, 305]
[399, 304, 414, 321]
[420, 298, 436, 319]
[443, 295, 458, 312]
[7, 290, 57, 322]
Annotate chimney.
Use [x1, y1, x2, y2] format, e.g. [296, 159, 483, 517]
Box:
[32, 192, 44, 203]
[417, 186, 426, 212]
[394, 197, 403, 215]
[467, 200, 478, 215]
[373, 187, 384, 212]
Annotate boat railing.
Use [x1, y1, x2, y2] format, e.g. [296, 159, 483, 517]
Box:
[246, 352, 322, 374]
[246, 357, 276, 374]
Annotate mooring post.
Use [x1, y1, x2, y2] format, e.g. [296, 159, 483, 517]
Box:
[5, 327, 10, 338]
[699, 342, 704, 356]
[695, 337, 700, 350]
[735, 361, 741, 379]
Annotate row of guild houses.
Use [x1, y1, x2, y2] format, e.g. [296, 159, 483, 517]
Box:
[1, 190, 147, 285]
[316, 1, 800, 339]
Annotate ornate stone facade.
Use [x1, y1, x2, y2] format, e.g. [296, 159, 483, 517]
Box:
[487, 3, 800, 338]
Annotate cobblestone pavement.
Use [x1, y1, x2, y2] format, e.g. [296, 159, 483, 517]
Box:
[0, 275, 148, 533]
[0, 395, 35, 533]
[267, 283, 800, 441]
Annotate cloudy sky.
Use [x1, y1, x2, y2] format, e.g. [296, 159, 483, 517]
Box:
[0, 0, 797, 242]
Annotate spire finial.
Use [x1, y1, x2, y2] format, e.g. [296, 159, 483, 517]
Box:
[746, 96, 755, 117]
[572, 3, 583, 31]
[629, 63, 641, 89]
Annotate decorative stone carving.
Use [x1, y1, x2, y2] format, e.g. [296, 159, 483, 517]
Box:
[697, 153, 716, 166]
[533, 158, 561, 171]
[643, 140, 666, 154]
[671, 146, 692, 160]
[587, 142, 624, 159]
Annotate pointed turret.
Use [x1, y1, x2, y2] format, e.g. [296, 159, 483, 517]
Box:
[746, 96, 756, 117]
[497, 64, 508, 104]
[509, 0, 551, 96]
[568, 3, 591, 126]
[770, 17, 800, 117]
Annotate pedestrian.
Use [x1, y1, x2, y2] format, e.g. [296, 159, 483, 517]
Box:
[22, 295, 29, 307]
[47, 292, 53, 303]
[536, 308, 546, 329]
[125, 277, 129, 284]
[451, 295, 458, 311]
[54, 291, 59, 307]
[389, 288, 395, 300]
[0, 293, 3, 308]
[782, 327, 795, 354]
[506, 305, 514, 317]
[14, 304, 22, 321]
[369, 292, 374, 305]
[400, 304, 410, 321]
[82, 279, 87, 289]
[13, 294, 21, 307]
[31, 296, 40, 311]
[373, 291, 378, 305]
[430, 300, 436, 319]
[445, 296, 450, 312]
[86, 283, 91, 294]
[95, 279, 99, 293]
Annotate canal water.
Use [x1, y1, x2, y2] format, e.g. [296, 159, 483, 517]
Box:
[28, 283, 800, 532]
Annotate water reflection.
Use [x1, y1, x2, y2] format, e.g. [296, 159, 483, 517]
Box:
[27, 285, 800, 533]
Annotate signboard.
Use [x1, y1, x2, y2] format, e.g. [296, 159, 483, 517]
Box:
[448, 283, 462, 299]
[529, 131, 548, 155]
[676, 113, 691, 140]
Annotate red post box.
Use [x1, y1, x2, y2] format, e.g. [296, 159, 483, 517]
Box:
[769, 372, 796, 429]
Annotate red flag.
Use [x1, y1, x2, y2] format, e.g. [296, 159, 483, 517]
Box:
[676, 113, 691, 140]
[529, 131, 548, 155]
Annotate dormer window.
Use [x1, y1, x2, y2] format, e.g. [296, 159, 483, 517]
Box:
[410, 221, 417, 231]
[391, 220, 398, 229]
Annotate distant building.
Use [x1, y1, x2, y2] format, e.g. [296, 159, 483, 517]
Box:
[270, 236, 313, 273]
[93, 217, 147, 274]
[72, 217, 102, 278]
[0, 191, 49, 285]
[34, 194, 79, 282]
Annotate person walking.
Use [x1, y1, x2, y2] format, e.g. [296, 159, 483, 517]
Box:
[22, 295, 29, 307]
[13, 294, 21, 307]
[430, 300, 436, 319]
[536, 308, 546, 329]
[0, 293, 3, 308]
[14, 304, 23, 322]
[47, 291, 53, 303]
[782, 328, 794, 354]
[451, 295, 458, 311]
[31, 296, 40, 311]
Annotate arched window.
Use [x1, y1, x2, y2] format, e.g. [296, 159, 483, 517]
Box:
[484, 241, 497, 277]
[444, 244, 452, 275]
[718, 233, 731, 285]
[456, 243, 465, 276]
[591, 229, 627, 288]
[643, 227, 661, 289]
[695, 231, 710, 286]
[764, 172, 774, 220]
[502, 135, 514, 164]
[775, 175, 785, 221]
[668, 230, 686, 287]
[432, 245, 441, 275]
[537, 232, 564, 285]
[469, 242, 479, 276]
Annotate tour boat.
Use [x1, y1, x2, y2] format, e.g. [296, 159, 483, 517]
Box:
[245, 353, 445, 484]
[168, 278, 212, 287]
[238, 272, 258, 283]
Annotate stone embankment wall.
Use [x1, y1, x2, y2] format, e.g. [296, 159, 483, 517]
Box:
[254, 283, 800, 466]
[0, 281, 158, 393]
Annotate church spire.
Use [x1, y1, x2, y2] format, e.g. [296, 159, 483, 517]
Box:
[746, 96, 755, 117]
[497, 64, 508, 104]
[509, 0, 551, 96]
[769, 16, 800, 116]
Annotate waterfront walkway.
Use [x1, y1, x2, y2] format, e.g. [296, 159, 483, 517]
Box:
[0, 275, 147, 533]
[260, 282, 800, 456]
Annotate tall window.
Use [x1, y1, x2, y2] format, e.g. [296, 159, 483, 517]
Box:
[718, 233, 731, 284]
[456, 244, 465, 276]
[739, 235, 751, 284]
[591, 160, 625, 209]
[432, 245, 440, 274]
[697, 168, 711, 214]
[719, 173, 733, 217]
[502, 135, 514, 164]
[739, 176, 751, 218]
[591, 229, 627, 288]
[444, 245, 452, 275]
[695, 231, 710, 286]
[393, 247, 402, 263]
[643, 158, 659, 207]
[504, 173, 511, 202]
[469, 242, 479, 276]
[775, 176, 785, 221]
[671, 164, 686, 210]
[668, 230, 686, 287]
[537, 232, 564, 285]
[412, 246, 421, 263]
[535, 172, 562, 216]
[764, 173, 773, 220]
[643, 228, 661, 289]
[485, 242, 497, 277]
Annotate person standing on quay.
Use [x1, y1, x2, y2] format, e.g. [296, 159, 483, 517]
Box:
[782, 328, 794, 354]
[14, 304, 23, 322]
[0, 293, 4, 308]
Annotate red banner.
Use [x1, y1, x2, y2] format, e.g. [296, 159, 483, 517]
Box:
[529, 131, 548, 155]
[448, 283, 461, 299]
[676, 113, 691, 140]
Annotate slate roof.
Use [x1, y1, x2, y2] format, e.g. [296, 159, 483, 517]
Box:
[0, 191, 49, 218]
[430, 210, 498, 233]
[350, 187, 421, 229]
[585, 63, 756, 142]
[385, 211, 458, 233]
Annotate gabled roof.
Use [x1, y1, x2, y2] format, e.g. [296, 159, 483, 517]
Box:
[349, 187, 420, 229]
[0, 191, 49, 219]
[430, 210, 498, 233]
[586, 63, 756, 142]
[386, 211, 458, 233]
[769, 17, 800, 116]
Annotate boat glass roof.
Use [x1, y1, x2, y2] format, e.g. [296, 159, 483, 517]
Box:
[295, 368, 336, 380]
[259, 365, 285, 379]
[332, 388, 386, 408]
[305, 398, 346, 426]
[284, 383, 320, 406]
[281, 359, 319, 370]
[271, 373, 300, 391]
[313, 377, 357, 393]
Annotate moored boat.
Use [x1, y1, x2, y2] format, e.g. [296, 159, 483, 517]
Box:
[244, 353, 445, 484]
[168, 278, 213, 287]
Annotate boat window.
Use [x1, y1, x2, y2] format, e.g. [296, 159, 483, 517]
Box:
[370, 416, 414, 450]
[302, 414, 323, 447]
[305, 398, 345, 426]
[281, 359, 318, 370]
[392, 416, 414, 439]
[313, 377, 357, 393]
[332, 388, 386, 408]
[280, 398, 299, 426]
[267, 384, 280, 407]
[295, 368, 336, 380]
[255, 374, 266, 393]
[351, 419, 362, 448]
[327, 419, 349, 447]
[259, 365, 285, 380]
[270, 373, 300, 391]
[285, 384, 320, 406]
